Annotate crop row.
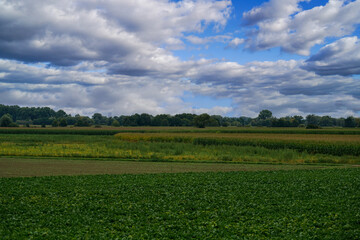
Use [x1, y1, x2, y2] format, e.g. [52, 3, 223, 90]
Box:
[115, 134, 360, 156]
[1, 169, 359, 239]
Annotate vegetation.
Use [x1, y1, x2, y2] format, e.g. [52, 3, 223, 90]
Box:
[1, 169, 359, 239]
[1, 122, 359, 239]
[0, 114, 17, 127]
[0, 129, 359, 164]
[1, 104, 359, 128]
[115, 132, 360, 157]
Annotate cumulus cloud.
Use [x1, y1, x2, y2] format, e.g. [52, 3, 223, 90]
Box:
[0, 59, 235, 116]
[186, 59, 360, 117]
[0, 0, 359, 118]
[243, 0, 304, 26]
[243, 0, 360, 55]
[0, 0, 232, 67]
[1, 56, 360, 117]
[303, 36, 360, 76]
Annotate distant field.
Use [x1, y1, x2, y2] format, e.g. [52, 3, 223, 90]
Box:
[1, 169, 359, 239]
[115, 132, 360, 157]
[1, 133, 359, 164]
[1, 126, 360, 164]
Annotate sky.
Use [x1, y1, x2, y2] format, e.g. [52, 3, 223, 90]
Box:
[0, 0, 360, 118]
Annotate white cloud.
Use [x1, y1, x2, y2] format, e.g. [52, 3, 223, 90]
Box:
[0, 0, 232, 67]
[226, 38, 245, 49]
[186, 59, 360, 117]
[243, 0, 360, 55]
[243, 0, 304, 26]
[0, 0, 359, 118]
[0, 59, 235, 116]
[304, 36, 360, 76]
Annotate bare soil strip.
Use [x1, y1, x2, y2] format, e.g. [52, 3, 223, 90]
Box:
[0, 158, 346, 178]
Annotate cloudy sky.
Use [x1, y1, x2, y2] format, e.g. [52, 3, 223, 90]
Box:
[0, 0, 359, 117]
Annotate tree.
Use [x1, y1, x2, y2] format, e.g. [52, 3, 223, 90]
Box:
[344, 116, 356, 128]
[112, 119, 120, 127]
[56, 109, 67, 118]
[258, 110, 273, 120]
[59, 118, 68, 127]
[139, 113, 152, 126]
[92, 113, 108, 125]
[0, 114, 13, 127]
[194, 113, 210, 128]
[319, 116, 334, 127]
[75, 116, 92, 127]
[306, 114, 320, 126]
[52, 119, 59, 127]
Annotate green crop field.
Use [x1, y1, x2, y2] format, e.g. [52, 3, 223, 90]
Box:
[1, 127, 360, 239]
[1, 169, 359, 239]
[1, 126, 359, 164]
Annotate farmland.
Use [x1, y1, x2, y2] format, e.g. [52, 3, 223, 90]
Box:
[0, 127, 359, 164]
[1, 126, 360, 239]
[1, 169, 359, 239]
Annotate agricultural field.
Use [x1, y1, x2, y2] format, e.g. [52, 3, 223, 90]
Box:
[1, 169, 359, 239]
[0, 127, 359, 164]
[1, 127, 360, 239]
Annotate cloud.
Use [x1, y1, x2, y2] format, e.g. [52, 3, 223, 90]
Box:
[303, 36, 360, 76]
[0, 59, 235, 116]
[243, 0, 360, 55]
[0, 0, 359, 118]
[226, 38, 245, 49]
[0, 0, 232, 67]
[1, 56, 360, 118]
[186, 59, 360, 117]
[243, 0, 304, 26]
[185, 35, 232, 45]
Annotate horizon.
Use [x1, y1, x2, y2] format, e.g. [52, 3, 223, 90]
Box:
[0, 0, 359, 118]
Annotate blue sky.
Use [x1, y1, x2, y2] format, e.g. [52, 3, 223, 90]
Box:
[0, 0, 360, 117]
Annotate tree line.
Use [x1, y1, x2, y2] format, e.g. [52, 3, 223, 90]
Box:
[0, 104, 359, 128]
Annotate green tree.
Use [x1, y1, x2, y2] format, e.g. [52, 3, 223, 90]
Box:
[258, 110, 273, 120]
[59, 118, 68, 127]
[194, 113, 210, 128]
[306, 114, 320, 126]
[0, 114, 13, 127]
[56, 109, 67, 118]
[112, 119, 120, 127]
[92, 113, 108, 125]
[75, 116, 92, 127]
[344, 116, 356, 128]
[139, 113, 152, 126]
[52, 119, 59, 127]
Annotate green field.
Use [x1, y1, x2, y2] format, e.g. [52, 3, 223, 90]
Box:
[1, 169, 359, 239]
[1, 127, 360, 239]
[0, 127, 359, 164]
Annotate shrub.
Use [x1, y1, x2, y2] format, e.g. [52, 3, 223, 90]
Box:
[306, 124, 320, 129]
